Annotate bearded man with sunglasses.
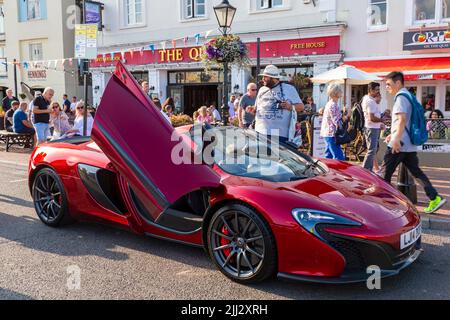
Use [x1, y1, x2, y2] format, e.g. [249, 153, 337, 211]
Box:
[254, 65, 304, 144]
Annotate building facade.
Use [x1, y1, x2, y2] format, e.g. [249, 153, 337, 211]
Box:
[2, 0, 83, 103]
[340, 0, 450, 117]
[90, 0, 345, 113]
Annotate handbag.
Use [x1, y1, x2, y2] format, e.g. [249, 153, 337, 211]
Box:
[334, 120, 352, 145]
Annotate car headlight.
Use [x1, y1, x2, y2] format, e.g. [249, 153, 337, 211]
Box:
[292, 209, 361, 240]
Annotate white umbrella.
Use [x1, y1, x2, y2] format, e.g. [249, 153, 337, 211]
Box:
[311, 65, 382, 85]
[311, 65, 382, 113]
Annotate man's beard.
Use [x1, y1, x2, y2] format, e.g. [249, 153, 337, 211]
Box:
[264, 78, 278, 88]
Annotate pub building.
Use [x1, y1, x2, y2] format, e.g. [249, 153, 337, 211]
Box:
[89, 26, 345, 116]
[345, 26, 450, 117]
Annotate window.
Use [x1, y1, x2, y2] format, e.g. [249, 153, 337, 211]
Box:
[421, 86, 436, 109]
[0, 47, 6, 77]
[183, 0, 205, 19]
[29, 43, 43, 61]
[443, 0, 450, 20]
[131, 71, 148, 83]
[27, 0, 41, 20]
[169, 70, 222, 84]
[367, 0, 387, 29]
[413, 0, 450, 24]
[0, 5, 5, 34]
[125, 0, 143, 25]
[258, 0, 283, 10]
[446, 86, 450, 112]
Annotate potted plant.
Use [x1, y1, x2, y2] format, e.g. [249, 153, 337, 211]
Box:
[170, 114, 194, 128]
[201, 35, 250, 70]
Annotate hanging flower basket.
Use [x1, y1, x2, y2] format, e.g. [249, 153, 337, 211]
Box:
[201, 35, 250, 70]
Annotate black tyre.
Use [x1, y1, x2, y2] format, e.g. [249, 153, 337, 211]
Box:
[32, 168, 74, 227]
[207, 203, 277, 284]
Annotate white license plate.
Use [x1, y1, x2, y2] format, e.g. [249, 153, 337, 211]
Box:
[400, 223, 422, 250]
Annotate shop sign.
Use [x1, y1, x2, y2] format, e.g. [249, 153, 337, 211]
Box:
[91, 36, 340, 68]
[417, 74, 434, 80]
[84, 1, 103, 31]
[27, 70, 47, 80]
[403, 28, 450, 51]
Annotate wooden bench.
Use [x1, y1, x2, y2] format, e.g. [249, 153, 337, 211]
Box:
[0, 131, 35, 152]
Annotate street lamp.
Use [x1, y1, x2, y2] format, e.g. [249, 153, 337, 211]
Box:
[213, 0, 236, 126]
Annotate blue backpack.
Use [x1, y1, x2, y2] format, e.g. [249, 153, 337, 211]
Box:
[396, 91, 428, 146]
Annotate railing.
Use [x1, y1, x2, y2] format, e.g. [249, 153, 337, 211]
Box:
[427, 118, 450, 141]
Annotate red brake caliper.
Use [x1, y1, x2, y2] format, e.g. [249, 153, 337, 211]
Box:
[221, 225, 232, 257]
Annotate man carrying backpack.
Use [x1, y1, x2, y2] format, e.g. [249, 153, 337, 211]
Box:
[384, 71, 446, 214]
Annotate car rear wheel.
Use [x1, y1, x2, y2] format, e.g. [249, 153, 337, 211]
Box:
[32, 168, 74, 227]
[207, 203, 277, 284]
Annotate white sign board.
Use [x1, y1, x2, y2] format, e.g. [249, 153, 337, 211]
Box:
[75, 24, 98, 59]
[419, 143, 450, 153]
[312, 116, 327, 158]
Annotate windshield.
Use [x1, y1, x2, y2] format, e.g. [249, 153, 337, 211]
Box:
[186, 126, 325, 182]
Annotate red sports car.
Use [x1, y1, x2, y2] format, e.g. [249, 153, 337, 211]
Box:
[28, 63, 422, 284]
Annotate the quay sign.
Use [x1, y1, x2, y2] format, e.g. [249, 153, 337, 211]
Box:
[403, 28, 450, 51]
[91, 36, 340, 67]
[159, 47, 204, 63]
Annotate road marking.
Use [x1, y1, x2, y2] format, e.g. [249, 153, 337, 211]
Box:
[0, 160, 28, 167]
[9, 179, 28, 183]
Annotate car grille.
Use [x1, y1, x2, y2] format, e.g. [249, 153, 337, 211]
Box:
[326, 238, 367, 271]
[316, 225, 419, 272]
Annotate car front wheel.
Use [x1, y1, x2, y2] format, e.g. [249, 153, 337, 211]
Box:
[207, 203, 277, 284]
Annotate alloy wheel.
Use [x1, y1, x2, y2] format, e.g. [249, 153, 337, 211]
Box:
[210, 210, 266, 280]
[33, 172, 63, 224]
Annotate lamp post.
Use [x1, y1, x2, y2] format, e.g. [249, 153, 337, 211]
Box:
[213, 0, 236, 126]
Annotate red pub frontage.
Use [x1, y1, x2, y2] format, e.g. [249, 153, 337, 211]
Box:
[90, 28, 345, 115]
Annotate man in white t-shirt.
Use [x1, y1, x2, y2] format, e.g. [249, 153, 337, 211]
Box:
[210, 104, 222, 122]
[28, 91, 42, 123]
[228, 95, 237, 119]
[255, 65, 304, 143]
[70, 96, 77, 113]
[362, 82, 383, 171]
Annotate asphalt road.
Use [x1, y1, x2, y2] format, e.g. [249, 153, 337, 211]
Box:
[1, 159, 450, 300]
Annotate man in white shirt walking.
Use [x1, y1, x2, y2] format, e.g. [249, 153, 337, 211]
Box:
[362, 82, 383, 171]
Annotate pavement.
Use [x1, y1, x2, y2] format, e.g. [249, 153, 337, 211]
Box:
[0, 155, 450, 299]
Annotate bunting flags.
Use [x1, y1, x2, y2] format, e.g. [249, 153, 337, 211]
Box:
[205, 30, 213, 39]
[6, 29, 217, 69]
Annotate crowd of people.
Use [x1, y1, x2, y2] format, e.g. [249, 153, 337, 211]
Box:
[318, 72, 446, 213]
[1, 87, 93, 146]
